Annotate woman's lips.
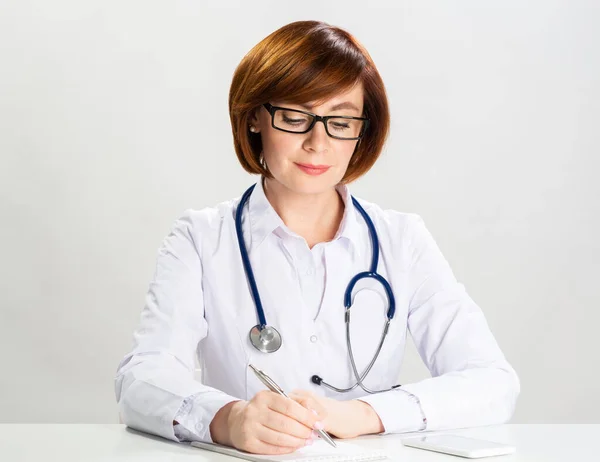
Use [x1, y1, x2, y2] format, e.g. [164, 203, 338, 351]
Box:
[295, 163, 330, 176]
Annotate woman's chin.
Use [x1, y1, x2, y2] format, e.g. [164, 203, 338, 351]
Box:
[266, 170, 342, 196]
[288, 178, 337, 196]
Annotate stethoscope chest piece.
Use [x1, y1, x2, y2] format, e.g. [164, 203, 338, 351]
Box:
[249, 325, 282, 353]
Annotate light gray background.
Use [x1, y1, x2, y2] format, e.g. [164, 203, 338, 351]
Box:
[1, 1, 598, 424]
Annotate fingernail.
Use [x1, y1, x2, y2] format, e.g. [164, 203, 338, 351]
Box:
[305, 438, 313, 446]
[312, 430, 320, 439]
[314, 421, 324, 430]
[310, 408, 319, 416]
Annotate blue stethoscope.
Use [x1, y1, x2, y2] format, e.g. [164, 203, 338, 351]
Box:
[235, 183, 400, 394]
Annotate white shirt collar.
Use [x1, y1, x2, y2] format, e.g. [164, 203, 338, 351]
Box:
[247, 177, 361, 251]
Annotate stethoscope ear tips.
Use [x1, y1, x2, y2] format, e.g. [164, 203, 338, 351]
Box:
[311, 375, 323, 385]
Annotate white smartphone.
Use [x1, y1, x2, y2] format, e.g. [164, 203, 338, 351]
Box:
[402, 434, 516, 459]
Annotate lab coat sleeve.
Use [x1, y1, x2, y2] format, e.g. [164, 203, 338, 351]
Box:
[359, 214, 520, 434]
[114, 209, 240, 442]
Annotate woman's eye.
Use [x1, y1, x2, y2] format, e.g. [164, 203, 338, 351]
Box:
[331, 123, 350, 131]
[283, 117, 306, 125]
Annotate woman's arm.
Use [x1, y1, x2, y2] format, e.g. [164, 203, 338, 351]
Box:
[357, 214, 520, 434]
[114, 210, 238, 442]
[291, 214, 519, 438]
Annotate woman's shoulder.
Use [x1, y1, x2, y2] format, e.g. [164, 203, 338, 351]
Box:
[351, 196, 439, 265]
[167, 195, 241, 243]
[351, 194, 425, 237]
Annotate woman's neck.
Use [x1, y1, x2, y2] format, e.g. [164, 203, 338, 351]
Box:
[263, 177, 345, 249]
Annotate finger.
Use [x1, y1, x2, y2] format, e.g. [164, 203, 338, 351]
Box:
[290, 389, 315, 400]
[289, 394, 319, 416]
[289, 392, 327, 420]
[257, 424, 312, 450]
[290, 389, 314, 397]
[261, 408, 314, 439]
[266, 394, 321, 431]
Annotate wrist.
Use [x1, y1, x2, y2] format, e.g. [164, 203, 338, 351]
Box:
[351, 399, 384, 436]
[209, 400, 243, 445]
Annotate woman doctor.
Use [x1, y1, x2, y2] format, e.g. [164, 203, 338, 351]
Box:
[115, 20, 520, 455]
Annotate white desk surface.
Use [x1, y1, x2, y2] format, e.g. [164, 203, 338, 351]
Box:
[0, 424, 598, 461]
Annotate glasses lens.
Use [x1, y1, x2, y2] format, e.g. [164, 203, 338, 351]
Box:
[273, 109, 313, 132]
[326, 117, 365, 139]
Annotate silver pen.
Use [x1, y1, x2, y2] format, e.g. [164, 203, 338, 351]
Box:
[248, 364, 337, 448]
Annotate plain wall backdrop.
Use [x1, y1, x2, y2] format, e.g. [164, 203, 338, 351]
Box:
[1, 0, 598, 424]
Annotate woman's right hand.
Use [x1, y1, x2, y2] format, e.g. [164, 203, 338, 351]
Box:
[209, 390, 325, 454]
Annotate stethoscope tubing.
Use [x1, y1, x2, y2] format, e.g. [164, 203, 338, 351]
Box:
[235, 182, 400, 394]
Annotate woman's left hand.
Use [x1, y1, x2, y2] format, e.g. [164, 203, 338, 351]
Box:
[288, 390, 384, 439]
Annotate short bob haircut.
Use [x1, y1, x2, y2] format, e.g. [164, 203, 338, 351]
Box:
[229, 20, 390, 184]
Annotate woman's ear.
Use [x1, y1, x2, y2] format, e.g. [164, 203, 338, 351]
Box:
[248, 108, 261, 133]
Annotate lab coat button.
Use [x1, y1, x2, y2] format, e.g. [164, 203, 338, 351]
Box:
[310, 335, 318, 343]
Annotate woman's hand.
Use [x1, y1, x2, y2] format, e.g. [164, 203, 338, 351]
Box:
[289, 390, 384, 439]
[209, 390, 324, 454]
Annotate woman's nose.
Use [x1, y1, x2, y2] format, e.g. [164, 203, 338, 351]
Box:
[304, 120, 330, 153]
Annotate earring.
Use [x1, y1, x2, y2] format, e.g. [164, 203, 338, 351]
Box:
[249, 126, 257, 133]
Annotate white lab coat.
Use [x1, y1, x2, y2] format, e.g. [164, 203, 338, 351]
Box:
[115, 178, 520, 443]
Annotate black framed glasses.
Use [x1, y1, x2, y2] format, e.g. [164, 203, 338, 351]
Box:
[262, 103, 370, 140]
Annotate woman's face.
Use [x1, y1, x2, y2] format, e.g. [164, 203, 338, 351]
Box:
[251, 82, 365, 196]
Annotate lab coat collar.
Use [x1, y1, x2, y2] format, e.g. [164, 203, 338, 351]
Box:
[247, 177, 361, 252]
[332, 182, 361, 253]
[247, 177, 284, 250]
